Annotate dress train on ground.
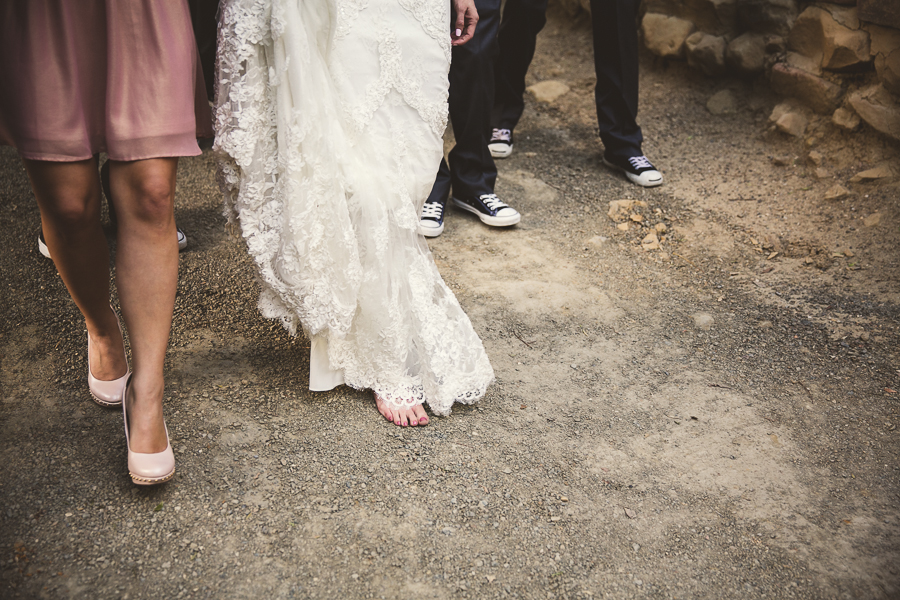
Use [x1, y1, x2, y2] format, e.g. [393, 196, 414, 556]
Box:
[215, 0, 494, 415]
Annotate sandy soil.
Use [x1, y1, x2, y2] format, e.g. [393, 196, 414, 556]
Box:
[1, 11, 898, 600]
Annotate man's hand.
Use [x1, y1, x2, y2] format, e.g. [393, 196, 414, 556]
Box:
[451, 0, 478, 46]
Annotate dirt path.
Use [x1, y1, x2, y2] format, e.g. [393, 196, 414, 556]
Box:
[2, 12, 898, 600]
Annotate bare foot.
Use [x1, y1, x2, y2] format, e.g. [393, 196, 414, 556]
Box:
[375, 394, 429, 427]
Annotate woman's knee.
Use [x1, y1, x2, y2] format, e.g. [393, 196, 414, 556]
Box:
[40, 189, 100, 230]
[121, 176, 176, 225]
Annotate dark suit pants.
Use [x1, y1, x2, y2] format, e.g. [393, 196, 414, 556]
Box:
[491, 0, 549, 132]
[590, 0, 643, 159]
[427, 0, 502, 204]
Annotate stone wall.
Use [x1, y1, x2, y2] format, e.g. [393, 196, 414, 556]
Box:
[550, 0, 900, 142]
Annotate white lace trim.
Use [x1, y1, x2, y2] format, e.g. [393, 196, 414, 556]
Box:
[215, 0, 493, 415]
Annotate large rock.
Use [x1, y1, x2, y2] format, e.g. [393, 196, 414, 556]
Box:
[848, 84, 900, 141]
[643, 0, 738, 36]
[769, 101, 809, 136]
[642, 13, 695, 58]
[784, 50, 823, 75]
[829, 4, 862, 29]
[726, 33, 767, 74]
[858, 0, 900, 30]
[875, 51, 900, 96]
[770, 62, 844, 114]
[832, 106, 861, 130]
[868, 24, 900, 95]
[685, 32, 727, 76]
[789, 6, 872, 71]
[775, 111, 808, 136]
[769, 100, 799, 122]
[737, 0, 798, 36]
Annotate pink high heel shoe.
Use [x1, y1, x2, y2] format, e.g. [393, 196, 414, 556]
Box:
[122, 376, 175, 485]
[87, 307, 130, 407]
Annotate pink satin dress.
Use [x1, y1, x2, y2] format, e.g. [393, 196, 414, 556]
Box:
[0, 0, 212, 162]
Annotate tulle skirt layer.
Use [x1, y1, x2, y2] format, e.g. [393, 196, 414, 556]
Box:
[214, 0, 494, 415]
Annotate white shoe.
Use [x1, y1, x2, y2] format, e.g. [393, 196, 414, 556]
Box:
[488, 128, 513, 159]
[176, 228, 188, 251]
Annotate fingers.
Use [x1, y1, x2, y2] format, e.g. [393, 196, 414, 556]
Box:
[451, 1, 478, 46]
[454, 9, 465, 38]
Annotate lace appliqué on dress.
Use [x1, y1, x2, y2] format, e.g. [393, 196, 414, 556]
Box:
[215, 0, 493, 415]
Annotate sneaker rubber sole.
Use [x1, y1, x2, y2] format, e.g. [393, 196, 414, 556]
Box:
[451, 197, 521, 227]
[419, 221, 444, 238]
[488, 142, 513, 159]
[177, 228, 188, 251]
[37, 233, 51, 259]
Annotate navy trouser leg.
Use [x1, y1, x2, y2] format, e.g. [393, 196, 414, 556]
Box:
[491, 0, 548, 132]
[433, 0, 501, 200]
[590, 0, 643, 159]
[426, 157, 452, 205]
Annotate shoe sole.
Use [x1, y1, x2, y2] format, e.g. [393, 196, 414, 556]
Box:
[37, 235, 51, 259]
[452, 198, 521, 227]
[130, 469, 175, 485]
[488, 143, 513, 159]
[602, 157, 663, 188]
[90, 390, 123, 408]
[419, 222, 444, 238]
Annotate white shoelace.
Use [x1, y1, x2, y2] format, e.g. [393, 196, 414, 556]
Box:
[490, 128, 512, 143]
[478, 193, 509, 210]
[628, 155, 654, 171]
[421, 201, 444, 220]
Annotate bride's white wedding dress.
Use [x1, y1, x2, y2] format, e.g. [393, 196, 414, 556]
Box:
[214, 0, 494, 415]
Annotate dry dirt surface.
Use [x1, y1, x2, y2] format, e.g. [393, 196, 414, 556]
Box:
[2, 12, 899, 600]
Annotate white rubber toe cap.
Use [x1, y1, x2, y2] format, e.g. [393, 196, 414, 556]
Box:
[625, 169, 663, 187]
[419, 221, 444, 237]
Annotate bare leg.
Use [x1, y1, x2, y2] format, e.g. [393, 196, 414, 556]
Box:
[109, 158, 179, 453]
[375, 394, 429, 427]
[23, 158, 128, 382]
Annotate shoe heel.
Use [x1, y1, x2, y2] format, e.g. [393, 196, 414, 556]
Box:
[88, 307, 130, 407]
[122, 376, 175, 485]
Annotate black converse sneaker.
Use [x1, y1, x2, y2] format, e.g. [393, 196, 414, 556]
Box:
[488, 128, 513, 159]
[452, 193, 520, 227]
[419, 199, 447, 238]
[602, 153, 663, 187]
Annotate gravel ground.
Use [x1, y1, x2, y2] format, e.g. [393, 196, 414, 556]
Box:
[1, 11, 898, 600]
